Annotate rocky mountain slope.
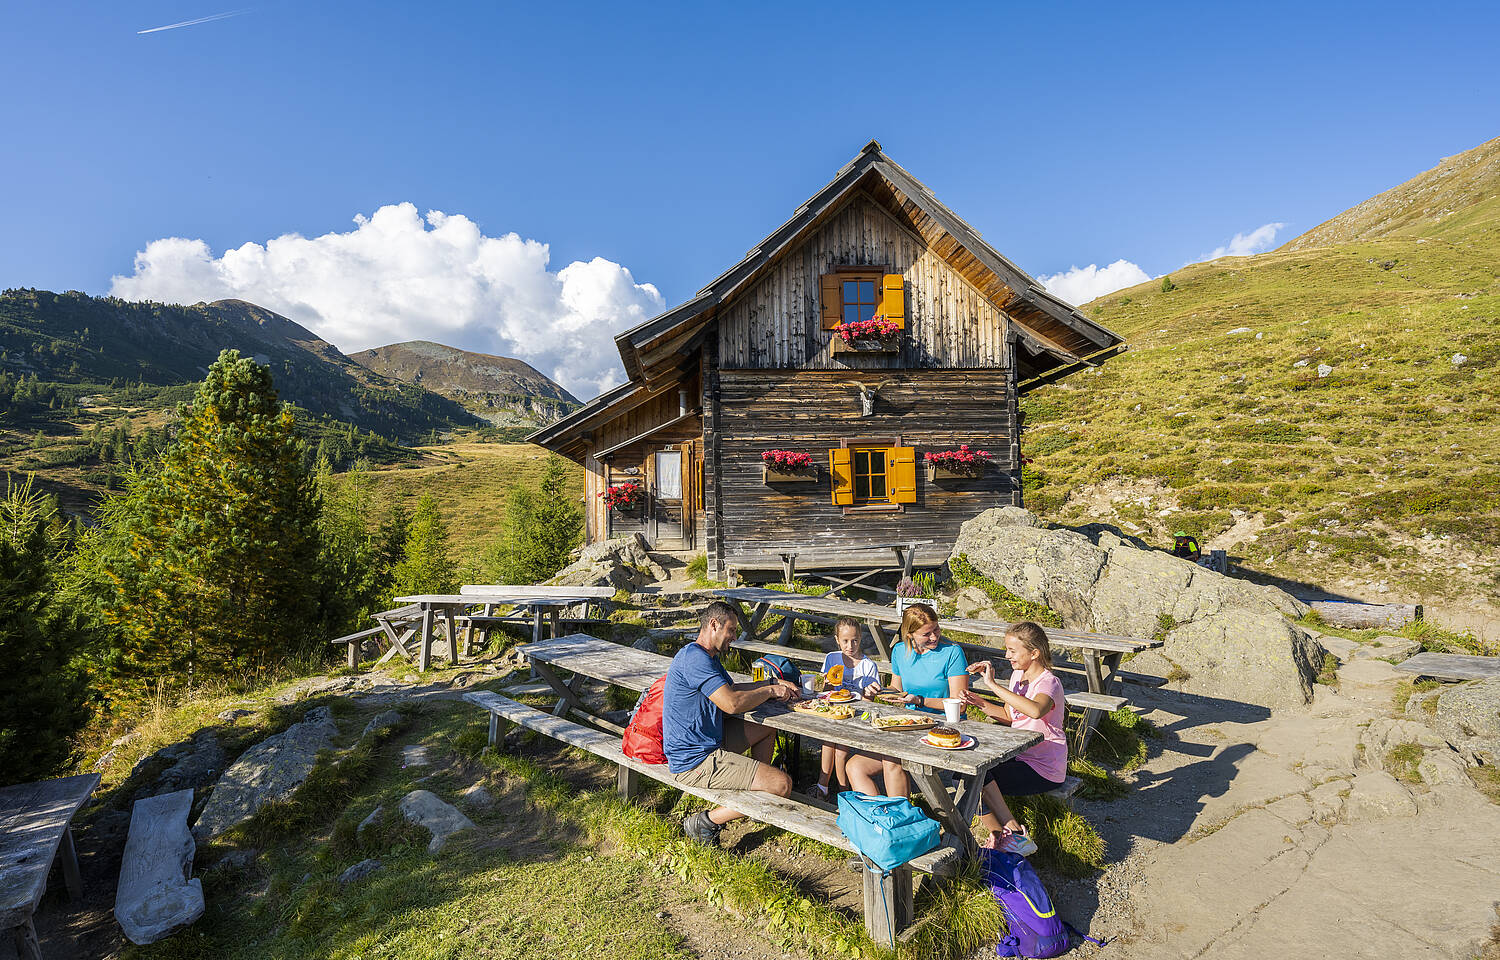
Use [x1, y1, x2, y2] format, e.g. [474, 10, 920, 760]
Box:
[349, 341, 579, 429]
[1021, 136, 1500, 634]
[0, 290, 484, 441]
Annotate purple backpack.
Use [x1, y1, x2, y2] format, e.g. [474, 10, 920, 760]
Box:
[981, 849, 1103, 958]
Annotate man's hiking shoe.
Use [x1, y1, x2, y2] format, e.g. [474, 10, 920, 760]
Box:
[682, 811, 722, 845]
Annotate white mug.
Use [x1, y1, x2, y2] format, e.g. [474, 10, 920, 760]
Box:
[942, 698, 965, 723]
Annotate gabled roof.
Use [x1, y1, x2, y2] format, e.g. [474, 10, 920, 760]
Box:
[613, 140, 1126, 386]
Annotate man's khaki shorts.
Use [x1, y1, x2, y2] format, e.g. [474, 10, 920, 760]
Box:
[673, 749, 759, 790]
[671, 717, 764, 790]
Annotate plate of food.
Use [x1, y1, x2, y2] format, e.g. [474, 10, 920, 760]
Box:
[920, 727, 975, 750]
[823, 689, 859, 704]
[793, 701, 856, 719]
[870, 713, 939, 732]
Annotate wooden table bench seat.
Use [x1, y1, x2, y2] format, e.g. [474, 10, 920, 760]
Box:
[329, 626, 387, 668]
[464, 690, 957, 943]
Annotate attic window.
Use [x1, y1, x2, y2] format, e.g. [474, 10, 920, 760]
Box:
[821, 271, 906, 331]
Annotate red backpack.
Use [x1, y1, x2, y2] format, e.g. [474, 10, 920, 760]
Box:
[622, 676, 668, 764]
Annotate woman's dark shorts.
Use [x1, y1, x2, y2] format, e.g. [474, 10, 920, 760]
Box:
[985, 758, 1064, 796]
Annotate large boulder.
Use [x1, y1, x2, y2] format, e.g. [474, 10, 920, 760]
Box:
[192, 707, 340, 839]
[1408, 677, 1500, 764]
[952, 508, 1321, 710]
[548, 533, 667, 590]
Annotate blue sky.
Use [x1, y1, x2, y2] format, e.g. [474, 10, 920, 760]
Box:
[3, 0, 1498, 395]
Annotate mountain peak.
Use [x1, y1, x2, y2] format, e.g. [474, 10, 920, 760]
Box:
[1282, 134, 1500, 251]
[349, 340, 578, 427]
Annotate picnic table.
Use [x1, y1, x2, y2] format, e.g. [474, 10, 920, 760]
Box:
[381, 593, 600, 671]
[706, 586, 1164, 749]
[514, 633, 1037, 860]
[735, 540, 934, 584]
[1, 774, 100, 960]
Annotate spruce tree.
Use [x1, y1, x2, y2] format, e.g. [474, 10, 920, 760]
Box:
[481, 455, 582, 584]
[390, 493, 455, 599]
[0, 477, 93, 785]
[102, 349, 321, 689]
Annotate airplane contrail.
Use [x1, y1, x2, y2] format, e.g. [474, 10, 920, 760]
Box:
[137, 9, 249, 34]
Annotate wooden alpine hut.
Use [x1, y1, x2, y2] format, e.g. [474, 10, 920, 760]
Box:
[528, 141, 1126, 578]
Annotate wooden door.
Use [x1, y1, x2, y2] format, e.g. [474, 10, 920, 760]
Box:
[651, 450, 685, 548]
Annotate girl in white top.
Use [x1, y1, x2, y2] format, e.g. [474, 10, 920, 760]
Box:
[809, 617, 881, 799]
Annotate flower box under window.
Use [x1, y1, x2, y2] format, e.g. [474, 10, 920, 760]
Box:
[762, 450, 817, 484]
[924, 446, 992, 480]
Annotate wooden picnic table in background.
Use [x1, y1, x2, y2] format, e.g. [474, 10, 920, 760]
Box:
[517, 633, 1037, 859]
[736, 540, 935, 585]
[1, 774, 100, 960]
[705, 586, 1164, 749]
[388, 593, 601, 671]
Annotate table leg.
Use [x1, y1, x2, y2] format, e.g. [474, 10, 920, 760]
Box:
[864, 620, 893, 662]
[59, 824, 83, 899]
[862, 863, 913, 947]
[773, 616, 796, 646]
[907, 764, 977, 859]
[533, 662, 591, 718]
[375, 627, 417, 666]
[346, 639, 358, 669]
[12, 920, 42, 960]
[445, 610, 460, 665]
[737, 602, 770, 644]
[549, 609, 562, 641]
[1075, 651, 1110, 752]
[782, 553, 797, 586]
[418, 607, 434, 673]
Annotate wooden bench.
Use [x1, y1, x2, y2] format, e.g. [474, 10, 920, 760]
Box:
[464, 690, 958, 945]
[114, 789, 203, 945]
[329, 626, 386, 668]
[1394, 652, 1500, 682]
[1, 774, 100, 960]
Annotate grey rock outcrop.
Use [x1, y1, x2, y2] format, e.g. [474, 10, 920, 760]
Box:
[951, 507, 1321, 710]
[192, 707, 340, 839]
[362, 710, 403, 739]
[153, 732, 226, 795]
[548, 533, 667, 589]
[398, 790, 475, 853]
[115, 789, 204, 945]
[1406, 677, 1500, 764]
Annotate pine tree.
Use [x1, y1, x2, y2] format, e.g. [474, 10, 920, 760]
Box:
[315, 460, 387, 637]
[0, 477, 93, 785]
[390, 494, 455, 599]
[100, 349, 322, 690]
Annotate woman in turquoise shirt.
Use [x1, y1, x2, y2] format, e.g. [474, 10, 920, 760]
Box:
[846, 603, 969, 797]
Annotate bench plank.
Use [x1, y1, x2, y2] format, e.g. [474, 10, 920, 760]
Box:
[115, 789, 204, 945]
[1394, 652, 1500, 682]
[463, 691, 960, 877]
[0, 774, 100, 932]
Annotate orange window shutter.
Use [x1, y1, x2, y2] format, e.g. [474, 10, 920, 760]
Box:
[820, 274, 842, 330]
[830, 448, 854, 506]
[882, 274, 906, 329]
[888, 446, 917, 503]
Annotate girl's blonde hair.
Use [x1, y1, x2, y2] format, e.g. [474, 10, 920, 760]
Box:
[1006, 621, 1053, 670]
[899, 602, 940, 643]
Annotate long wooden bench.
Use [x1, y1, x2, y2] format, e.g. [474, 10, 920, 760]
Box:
[329, 626, 386, 668]
[464, 690, 958, 945]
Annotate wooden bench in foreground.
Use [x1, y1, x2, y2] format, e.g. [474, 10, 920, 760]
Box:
[0, 773, 100, 960]
[464, 690, 957, 944]
[1394, 652, 1500, 682]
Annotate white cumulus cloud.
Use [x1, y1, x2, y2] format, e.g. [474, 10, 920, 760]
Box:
[1038, 259, 1152, 307]
[108, 203, 665, 399]
[1203, 221, 1288, 260]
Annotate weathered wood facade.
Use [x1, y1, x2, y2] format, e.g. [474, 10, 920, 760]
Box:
[530, 142, 1126, 576]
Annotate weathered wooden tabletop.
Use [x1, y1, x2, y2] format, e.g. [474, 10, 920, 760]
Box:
[394, 594, 597, 608]
[517, 634, 1036, 778]
[0, 773, 100, 931]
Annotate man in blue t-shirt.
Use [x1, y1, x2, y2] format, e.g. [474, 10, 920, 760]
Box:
[665, 600, 800, 845]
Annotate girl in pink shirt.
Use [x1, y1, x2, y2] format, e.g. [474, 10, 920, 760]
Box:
[962, 621, 1067, 857]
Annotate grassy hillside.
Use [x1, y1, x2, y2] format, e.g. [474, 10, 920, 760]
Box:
[1020, 233, 1499, 611]
[354, 442, 585, 572]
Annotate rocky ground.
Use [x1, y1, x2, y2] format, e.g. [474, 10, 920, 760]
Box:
[1056, 636, 1500, 959]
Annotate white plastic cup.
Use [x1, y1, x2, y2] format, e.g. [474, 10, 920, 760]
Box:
[801, 676, 818, 699]
[943, 698, 964, 723]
